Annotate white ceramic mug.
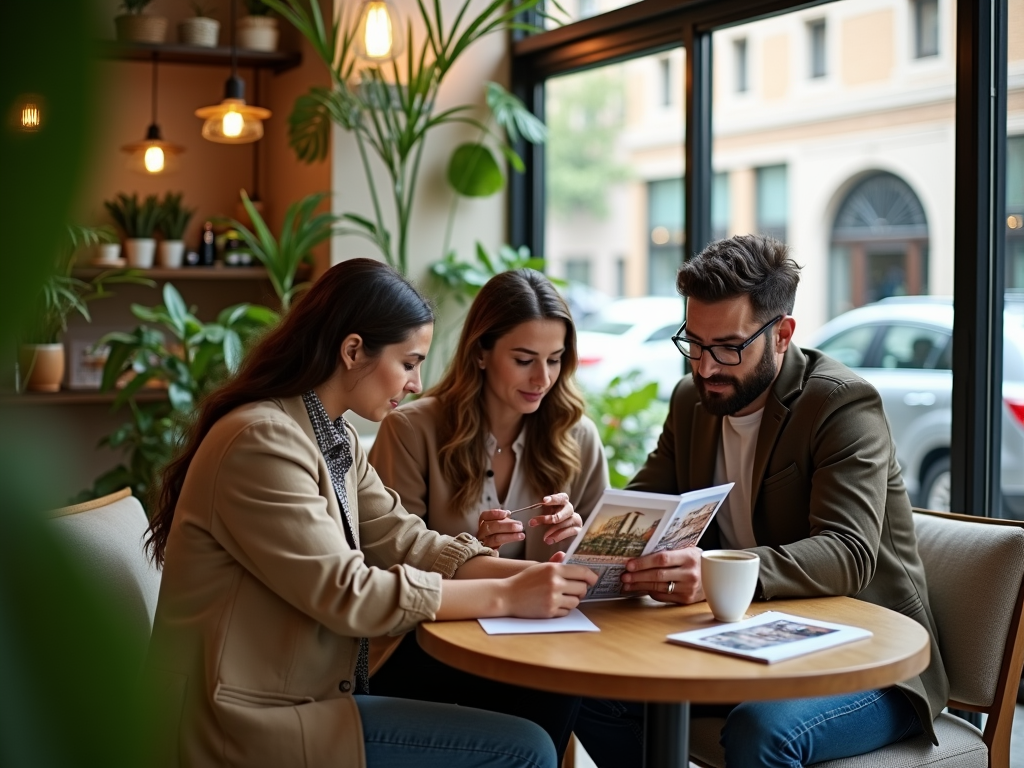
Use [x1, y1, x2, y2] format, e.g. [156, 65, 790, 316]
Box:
[701, 550, 760, 622]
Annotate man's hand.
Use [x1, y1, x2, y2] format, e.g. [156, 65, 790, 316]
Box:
[621, 547, 704, 604]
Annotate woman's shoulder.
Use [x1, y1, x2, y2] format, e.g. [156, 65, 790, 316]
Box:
[204, 398, 311, 454]
[390, 395, 444, 428]
[569, 412, 602, 446]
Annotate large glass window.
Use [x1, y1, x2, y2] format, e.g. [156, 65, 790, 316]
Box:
[913, 0, 939, 59]
[545, 49, 685, 399]
[999, 0, 1024, 519]
[712, 0, 955, 509]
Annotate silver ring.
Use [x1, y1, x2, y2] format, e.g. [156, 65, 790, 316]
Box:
[667, 581, 676, 594]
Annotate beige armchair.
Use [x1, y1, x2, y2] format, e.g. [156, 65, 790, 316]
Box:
[690, 509, 1024, 768]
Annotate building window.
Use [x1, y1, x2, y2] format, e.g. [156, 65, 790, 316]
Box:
[648, 178, 684, 296]
[913, 0, 940, 58]
[615, 257, 626, 296]
[711, 171, 730, 243]
[1008, 136, 1024, 290]
[829, 171, 929, 316]
[756, 165, 788, 242]
[659, 57, 672, 107]
[565, 258, 592, 286]
[733, 38, 748, 93]
[808, 20, 827, 78]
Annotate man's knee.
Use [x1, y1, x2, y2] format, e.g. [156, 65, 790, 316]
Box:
[720, 702, 801, 768]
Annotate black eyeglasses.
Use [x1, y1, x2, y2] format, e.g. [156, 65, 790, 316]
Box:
[671, 315, 783, 366]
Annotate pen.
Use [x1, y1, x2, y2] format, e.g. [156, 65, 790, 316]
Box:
[505, 501, 546, 516]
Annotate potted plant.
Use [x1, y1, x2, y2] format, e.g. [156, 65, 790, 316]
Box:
[226, 190, 339, 310]
[114, 0, 168, 44]
[20, 225, 151, 393]
[179, 1, 220, 47]
[238, 0, 278, 52]
[157, 192, 195, 269]
[105, 193, 162, 269]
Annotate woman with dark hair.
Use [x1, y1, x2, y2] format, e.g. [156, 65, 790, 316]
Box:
[368, 268, 609, 758]
[143, 258, 597, 768]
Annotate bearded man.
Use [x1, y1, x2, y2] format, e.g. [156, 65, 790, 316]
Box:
[574, 234, 948, 767]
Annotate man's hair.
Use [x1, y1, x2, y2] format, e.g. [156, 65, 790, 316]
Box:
[676, 234, 802, 321]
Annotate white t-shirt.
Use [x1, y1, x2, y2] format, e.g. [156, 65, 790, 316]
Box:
[712, 408, 765, 550]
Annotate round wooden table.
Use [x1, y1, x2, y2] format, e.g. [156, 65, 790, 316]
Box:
[418, 596, 931, 768]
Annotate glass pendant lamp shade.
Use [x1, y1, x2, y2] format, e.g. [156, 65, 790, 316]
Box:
[121, 60, 182, 174]
[355, 0, 404, 62]
[195, 76, 270, 144]
[122, 124, 183, 174]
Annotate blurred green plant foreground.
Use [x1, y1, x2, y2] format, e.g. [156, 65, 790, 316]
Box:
[0, 2, 147, 765]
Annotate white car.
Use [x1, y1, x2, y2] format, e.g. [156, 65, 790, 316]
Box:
[808, 296, 1024, 518]
[574, 296, 685, 399]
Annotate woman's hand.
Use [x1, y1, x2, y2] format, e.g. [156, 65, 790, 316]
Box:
[528, 492, 584, 546]
[476, 508, 526, 549]
[502, 562, 598, 618]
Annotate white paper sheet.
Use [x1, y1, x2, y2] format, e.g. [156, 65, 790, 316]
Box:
[478, 608, 600, 635]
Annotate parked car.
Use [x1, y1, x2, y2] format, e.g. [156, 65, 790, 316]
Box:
[808, 296, 1024, 518]
[574, 296, 685, 400]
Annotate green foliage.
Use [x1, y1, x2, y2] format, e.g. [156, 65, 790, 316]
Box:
[447, 143, 504, 197]
[158, 192, 196, 240]
[26, 224, 152, 344]
[119, 0, 154, 14]
[83, 283, 279, 505]
[584, 371, 668, 488]
[546, 68, 630, 220]
[226, 190, 340, 311]
[429, 242, 559, 304]
[104, 192, 162, 238]
[264, 0, 550, 273]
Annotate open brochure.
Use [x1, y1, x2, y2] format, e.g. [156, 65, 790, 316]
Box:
[563, 483, 733, 601]
[667, 611, 873, 663]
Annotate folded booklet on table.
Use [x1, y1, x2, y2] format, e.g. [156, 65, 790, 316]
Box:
[563, 483, 733, 601]
[666, 611, 873, 664]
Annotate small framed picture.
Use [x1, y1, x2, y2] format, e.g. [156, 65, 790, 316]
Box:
[66, 334, 111, 390]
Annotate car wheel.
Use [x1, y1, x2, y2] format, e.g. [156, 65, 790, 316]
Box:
[921, 457, 951, 512]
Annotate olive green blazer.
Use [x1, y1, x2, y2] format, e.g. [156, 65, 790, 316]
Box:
[629, 345, 949, 744]
[144, 396, 493, 768]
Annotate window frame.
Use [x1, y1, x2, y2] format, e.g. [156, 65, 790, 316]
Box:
[511, 0, 1010, 517]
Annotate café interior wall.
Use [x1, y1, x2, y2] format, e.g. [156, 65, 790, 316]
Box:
[78, 0, 331, 270]
[328, 0, 510, 284]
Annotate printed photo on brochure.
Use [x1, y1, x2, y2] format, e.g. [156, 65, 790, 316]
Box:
[563, 483, 733, 600]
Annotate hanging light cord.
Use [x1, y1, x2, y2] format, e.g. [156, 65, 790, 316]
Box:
[151, 54, 159, 126]
[230, 0, 238, 79]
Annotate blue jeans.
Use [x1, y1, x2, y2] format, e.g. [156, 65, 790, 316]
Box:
[574, 688, 922, 767]
[355, 694, 557, 768]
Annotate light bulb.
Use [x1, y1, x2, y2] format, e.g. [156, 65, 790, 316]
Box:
[364, 2, 394, 59]
[144, 145, 165, 173]
[21, 104, 41, 131]
[222, 110, 244, 138]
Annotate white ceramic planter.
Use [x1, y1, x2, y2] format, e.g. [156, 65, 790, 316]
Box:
[237, 16, 279, 52]
[158, 240, 186, 268]
[125, 238, 156, 269]
[179, 17, 220, 47]
[114, 14, 168, 44]
[94, 242, 123, 266]
[19, 343, 65, 393]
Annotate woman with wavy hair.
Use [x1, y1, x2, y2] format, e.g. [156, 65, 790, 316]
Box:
[368, 268, 609, 759]
[143, 258, 597, 768]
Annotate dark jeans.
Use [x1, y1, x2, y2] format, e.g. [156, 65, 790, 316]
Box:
[574, 688, 922, 767]
[370, 631, 581, 760]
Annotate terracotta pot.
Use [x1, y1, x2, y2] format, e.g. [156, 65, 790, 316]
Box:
[237, 16, 278, 52]
[19, 344, 65, 393]
[159, 240, 185, 268]
[125, 238, 156, 268]
[114, 14, 169, 44]
[179, 17, 220, 47]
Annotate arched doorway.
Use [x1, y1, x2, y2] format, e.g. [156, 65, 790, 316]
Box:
[829, 172, 929, 317]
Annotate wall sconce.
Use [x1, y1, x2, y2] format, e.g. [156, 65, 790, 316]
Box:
[9, 94, 45, 133]
[121, 57, 183, 174]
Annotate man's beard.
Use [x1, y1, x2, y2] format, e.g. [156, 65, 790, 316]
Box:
[693, 336, 777, 416]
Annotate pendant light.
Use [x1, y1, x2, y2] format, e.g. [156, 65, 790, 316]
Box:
[195, 0, 270, 144]
[355, 0, 404, 62]
[121, 57, 183, 174]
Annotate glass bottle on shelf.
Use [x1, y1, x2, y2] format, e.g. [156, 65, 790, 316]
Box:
[198, 221, 216, 266]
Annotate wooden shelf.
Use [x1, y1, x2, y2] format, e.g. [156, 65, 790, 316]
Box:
[97, 40, 302, 73]
[0, 389, 168, 407]
[73, 265, 277, 280]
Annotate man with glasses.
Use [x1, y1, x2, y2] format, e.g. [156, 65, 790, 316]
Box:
[574, 235, 947, 767]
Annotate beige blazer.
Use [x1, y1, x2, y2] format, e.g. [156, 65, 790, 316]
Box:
[144, 396, 494, 768]
[629, 345, 949, 744]
[369, 395, 609, 562]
